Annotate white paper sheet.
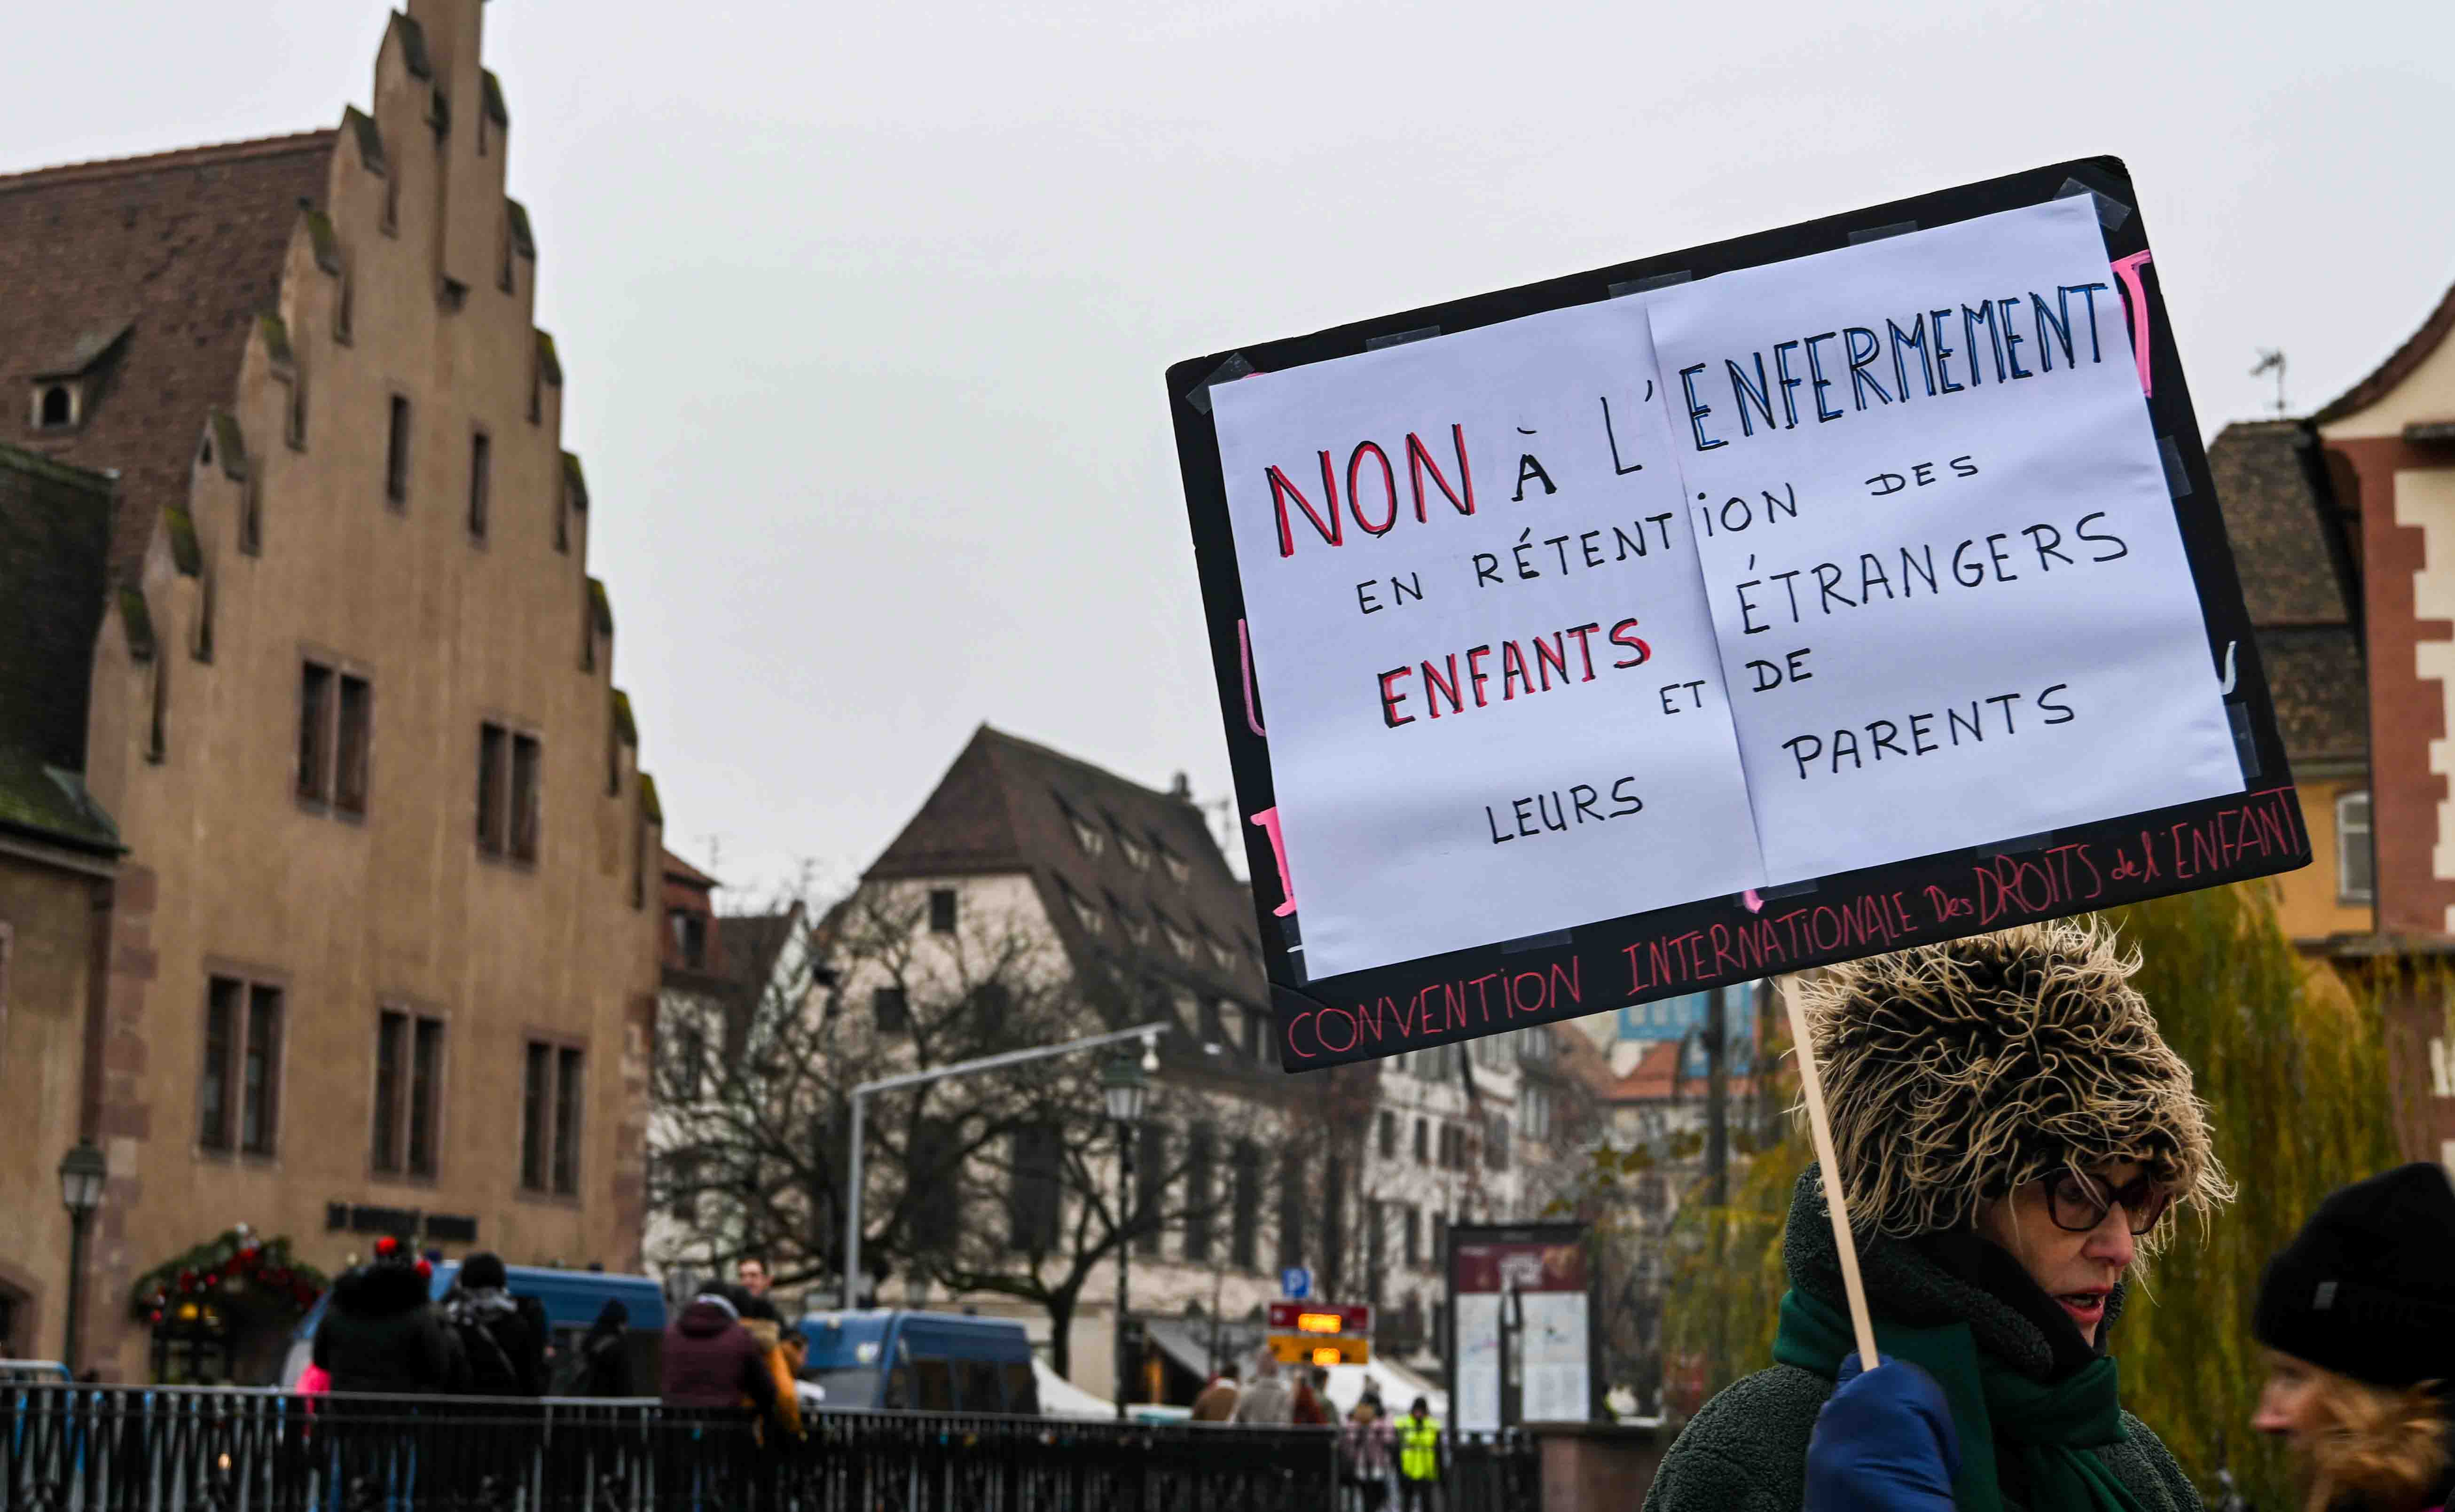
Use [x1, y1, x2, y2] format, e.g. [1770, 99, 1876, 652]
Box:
[1214, 303, 1768, 979]
[1453, 1293, 1502, 1433]
[1519, 1292, 1591, 1422]
[1642, 198, 2241, 883]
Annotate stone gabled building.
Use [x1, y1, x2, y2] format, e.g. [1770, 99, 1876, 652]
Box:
[0, 0, 663, 1380]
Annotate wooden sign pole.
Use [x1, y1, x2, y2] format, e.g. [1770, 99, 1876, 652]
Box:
[1779, 973, 1882, 1373]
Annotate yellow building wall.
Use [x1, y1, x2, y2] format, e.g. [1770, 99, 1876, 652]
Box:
[2273, 775, 2376, 944]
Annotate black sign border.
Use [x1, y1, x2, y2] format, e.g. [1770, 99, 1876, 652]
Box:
[1166, 156, 2307, 1073]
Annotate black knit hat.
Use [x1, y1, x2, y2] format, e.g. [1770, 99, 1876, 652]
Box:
[2254, 1163, 2455, 1390]
[459, 1251, 509, 1291]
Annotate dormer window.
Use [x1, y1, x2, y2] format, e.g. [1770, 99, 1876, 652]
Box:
[1054, 793, 1105, 856]
[35, 382, 76, 429]
[1156, 841, 1190, 884]
[1056, 877, 1106, 938]
[1109, 890, 1150, 947]
[1117, 828, 1149, 871]
[1154, 909, 1195, 961]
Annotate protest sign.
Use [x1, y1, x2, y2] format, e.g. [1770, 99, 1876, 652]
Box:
[1169, 158, 2307, 1074]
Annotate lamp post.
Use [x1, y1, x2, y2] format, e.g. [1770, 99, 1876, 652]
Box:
[57, 1142, 107, 1378]
[1102, 1055, 1149, 1420]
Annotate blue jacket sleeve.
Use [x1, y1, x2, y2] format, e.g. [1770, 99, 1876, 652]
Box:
[1804, 1355, 1960, 1512]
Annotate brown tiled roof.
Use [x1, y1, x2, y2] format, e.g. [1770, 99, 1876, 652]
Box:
[0, 131, 335, 588]
[662, 847, 721, 892]
[867, 724, 1270, 1017]
[2204, 421, 2368, 768]
[2209, 421, 2356, 627]
[2315, 278, 2455, 425]
[1602, 1040, 1761, 1105]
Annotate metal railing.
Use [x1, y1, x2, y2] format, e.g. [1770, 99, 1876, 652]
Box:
[2, 1384, 1388, 1512]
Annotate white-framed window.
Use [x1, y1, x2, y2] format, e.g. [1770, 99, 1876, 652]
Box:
[2337, 790, 2374, 905]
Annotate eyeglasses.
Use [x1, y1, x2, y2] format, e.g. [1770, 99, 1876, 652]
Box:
[2042, 1170, 2173, 1235]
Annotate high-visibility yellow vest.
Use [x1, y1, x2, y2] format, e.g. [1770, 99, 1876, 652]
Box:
[1398, 1414, 1440, 1480]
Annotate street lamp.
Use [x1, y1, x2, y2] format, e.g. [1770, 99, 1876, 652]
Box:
[1102, 1055, 1149, 1420]
[57, 1142, 107, 1378]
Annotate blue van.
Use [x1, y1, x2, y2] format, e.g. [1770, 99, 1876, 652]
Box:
[282, 1263, 667, 1394]
[794, 1311, 1039, 1415]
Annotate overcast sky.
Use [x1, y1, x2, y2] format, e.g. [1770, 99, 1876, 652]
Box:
[10, 1, 2451, 901]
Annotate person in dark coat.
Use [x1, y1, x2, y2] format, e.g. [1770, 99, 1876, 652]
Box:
[1645, 923, 2218, 1512]
[660, 1286, 779, 1421]
[312, 1251, 464, 1395]
[568, 1299, 634, 1398]
[440, 1252, 547, 1397]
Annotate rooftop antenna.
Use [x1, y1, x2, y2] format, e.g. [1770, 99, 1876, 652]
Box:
[2251, 349, 2289, 417]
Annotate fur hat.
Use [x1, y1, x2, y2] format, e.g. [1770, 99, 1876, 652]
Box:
[1802, 919, 2228, 1250]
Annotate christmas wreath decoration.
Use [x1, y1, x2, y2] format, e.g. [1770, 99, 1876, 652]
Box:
[128, 1228, 329, 1329]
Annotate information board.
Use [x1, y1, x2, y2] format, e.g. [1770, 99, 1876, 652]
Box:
[1167, 158, 2305, 1071]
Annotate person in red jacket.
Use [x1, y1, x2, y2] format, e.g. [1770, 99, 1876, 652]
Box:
[659, 1286, 780, 1425]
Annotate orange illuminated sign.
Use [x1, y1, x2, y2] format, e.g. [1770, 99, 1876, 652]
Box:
[1296, 1312, 1344, 1335]
[1269, 1334, 1372, 1365]
[1311, 1347, 1341, 1367]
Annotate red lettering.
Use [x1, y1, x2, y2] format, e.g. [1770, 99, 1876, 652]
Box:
[1533, 634, 1569, 691]
[1348, 442, 1398, 536]
[1608, 617, 1652, 669]
[1510, 971, 1546, 1014]
[1379, 666, 1415, 728]
[1422, 655, 1463, 718]
[1548, 957, 1582, 1008]
[1501, 641, 1535, 701]
[1267, 454, 1342, 558]
[1317, 1007, 1359, 1053]
[1405, 426, 1476, 522]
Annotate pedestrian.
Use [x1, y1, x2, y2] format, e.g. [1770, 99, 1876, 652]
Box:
[550, 1299, 633, 1398]
[1394, 1396, 1442, 1512]
[737, 1256, 773, 1304]
[660, 1285, 781, 1427]
[1191, 1363, 1242, 1422]
[1646, 922, 2224, 1512]
[1292, 1365, 1332, 1426]
[736, 1293, 804, 1441]
[440, 1252, 547, 1398]
[2251, 1161, 2455, 1512]
[1804, 1161, 2455, 1512]
[778, 1328, 828, 1414]
[1235, 1355, 1294, 1425]
[1341, 1396, 1398, 1512]
[312, 1238, 464, 1395]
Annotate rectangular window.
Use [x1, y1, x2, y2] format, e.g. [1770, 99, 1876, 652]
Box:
[1007, 1125, 1061, 1251]
[2338, 790, 2375, 905]
[1484, 1112, 1510, 1171]
[521, 1041, 551, 1190]
[1414, 1118, 1429, 1165]
[240, 984, 282, 1155]
[385, 396, 410, 504]
[199, 977, 240, 1150]
[1230, 1146, 1260, 1269]
[1431, 1212, 1448, 1268]
[1183, 1127, 1216, 1261]
[1404, 1206, 1421, 1267]
[910, 1118, 960, 1253]
[478, 723, 508, 854]
[1365, 1201, 1385, 1306]
[1378, 1111, 1396, 1159]
[510, 734, 542, 862]
[873, 987, 910, 1032]
[1135, 1124, 1168, 1257]
[553, 1046, 584, 1195]
[518, 1040, 585, 1195]
[408, 1017, 443, 1177]
[298, 663, 333, 801]
[336, 675, 371, 815]
[928, 888, 958, 934]
[468, 431, 490, 540]
[1276, 1155, 1306, 1271]
[372, 1010, 406, 1172]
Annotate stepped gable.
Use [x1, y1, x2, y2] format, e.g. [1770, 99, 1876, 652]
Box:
[0, 131, 336, 588]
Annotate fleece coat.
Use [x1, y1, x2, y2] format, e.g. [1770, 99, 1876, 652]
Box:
[1640, 1168, 2200, 1512]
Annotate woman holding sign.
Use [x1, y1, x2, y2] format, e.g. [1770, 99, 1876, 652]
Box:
[1643, 921, 2221, 1512]
[1806, 1162, 2455, 1512]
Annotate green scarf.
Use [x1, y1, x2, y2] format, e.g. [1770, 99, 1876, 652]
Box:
[1773, 1287, 2145, 1512]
